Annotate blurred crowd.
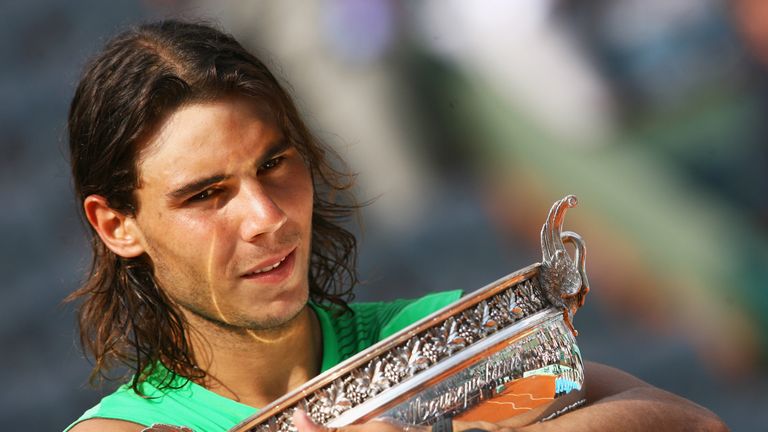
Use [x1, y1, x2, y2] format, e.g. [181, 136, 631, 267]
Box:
[189, 0, 768, 373]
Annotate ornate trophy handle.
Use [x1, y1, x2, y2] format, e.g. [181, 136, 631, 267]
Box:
[538, 195, 590, 336]
[562, 230, 589, 308]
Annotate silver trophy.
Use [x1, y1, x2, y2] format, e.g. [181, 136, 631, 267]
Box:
[231, 195, 590, 432]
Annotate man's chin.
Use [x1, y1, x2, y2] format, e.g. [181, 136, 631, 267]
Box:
[240, 303, 308, 332]
[242, 297, 309, 331]
[180, 298, 307, 333]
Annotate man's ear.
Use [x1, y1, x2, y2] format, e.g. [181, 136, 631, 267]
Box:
[83, 195, 146, 258]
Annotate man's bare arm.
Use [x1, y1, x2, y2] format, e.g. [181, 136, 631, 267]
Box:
[497, 362, 728, 432]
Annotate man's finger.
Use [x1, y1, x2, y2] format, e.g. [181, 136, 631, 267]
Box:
[292, 409, 332, 432]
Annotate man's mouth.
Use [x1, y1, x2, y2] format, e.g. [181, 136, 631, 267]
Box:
[241, 249, 296, 279]
[247, 255, 287, 275]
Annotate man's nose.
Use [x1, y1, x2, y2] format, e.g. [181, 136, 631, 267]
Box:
[236, 183, 288, 240]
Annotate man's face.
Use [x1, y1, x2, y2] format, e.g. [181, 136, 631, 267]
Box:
[131, 95, 314, 330]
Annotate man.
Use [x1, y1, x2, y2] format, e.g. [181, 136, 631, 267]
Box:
[65, 20, 727, 432]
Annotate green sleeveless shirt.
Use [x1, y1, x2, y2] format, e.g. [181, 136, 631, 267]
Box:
[65, 291, 462, 431]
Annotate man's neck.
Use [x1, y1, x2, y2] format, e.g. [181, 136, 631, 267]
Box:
[184, 305, 323, 408]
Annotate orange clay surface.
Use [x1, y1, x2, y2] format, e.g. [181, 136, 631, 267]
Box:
[455, 375, 556, 423]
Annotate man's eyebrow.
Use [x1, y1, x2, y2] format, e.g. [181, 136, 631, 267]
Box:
[167, 174, 231, 201]
[258, 138, 292, 165]
[166, 139, 293, 201]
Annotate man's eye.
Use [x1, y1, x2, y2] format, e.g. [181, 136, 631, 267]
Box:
[261, 156, 285, 171]
[188, 189, 219, 202]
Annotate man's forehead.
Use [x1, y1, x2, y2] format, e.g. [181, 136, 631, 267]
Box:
[138, 96, 280, 156]
[134, 97, 285, 188]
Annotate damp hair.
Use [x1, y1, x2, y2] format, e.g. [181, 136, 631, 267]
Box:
[66, 19, 358, 394]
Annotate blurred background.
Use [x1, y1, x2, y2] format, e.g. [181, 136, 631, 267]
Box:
[2, 0, 767, 430]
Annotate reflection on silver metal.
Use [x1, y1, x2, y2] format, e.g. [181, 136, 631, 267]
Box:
[229, 195, 589, 432]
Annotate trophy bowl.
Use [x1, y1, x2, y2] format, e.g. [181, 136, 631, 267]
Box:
[230, 195, 589, 432]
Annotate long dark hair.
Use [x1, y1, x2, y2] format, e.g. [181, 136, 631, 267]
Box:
[66, 20, 358, 393]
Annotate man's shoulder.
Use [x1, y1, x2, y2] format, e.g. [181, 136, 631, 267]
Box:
[314, 290, 464, 371]
[334, 290, 463, 337]
[63, 384, 165, 432]
[66, 371, 256, 432]
[347, 290, 463, 317]
[372, 290, 463, 338]
[327, 290, 462, 328]
[68, 418, 145, 432]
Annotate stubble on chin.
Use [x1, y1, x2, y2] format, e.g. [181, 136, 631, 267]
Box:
[176, 289, 310, 335]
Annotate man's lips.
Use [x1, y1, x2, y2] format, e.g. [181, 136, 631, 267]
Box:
[240, 248, 296, 279]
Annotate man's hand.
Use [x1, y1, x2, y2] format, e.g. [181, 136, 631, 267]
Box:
[492, 362, 728, 431]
